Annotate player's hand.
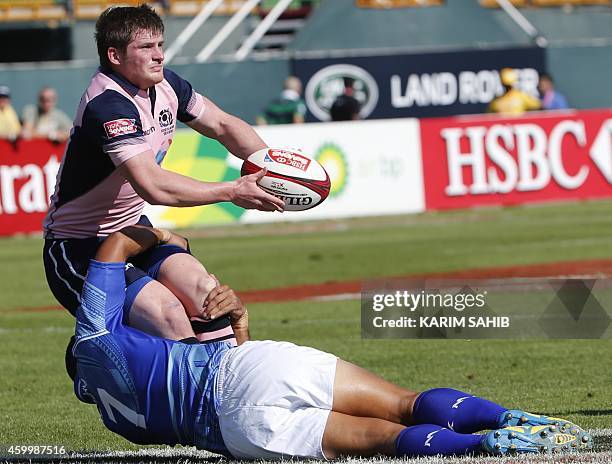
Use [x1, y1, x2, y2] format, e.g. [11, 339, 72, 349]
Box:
[231, 168, 285, 212]
[156, 228, 189, 250]
[202, 275, 247, 325]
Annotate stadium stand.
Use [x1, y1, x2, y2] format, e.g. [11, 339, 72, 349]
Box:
[0, 0, 68, 22]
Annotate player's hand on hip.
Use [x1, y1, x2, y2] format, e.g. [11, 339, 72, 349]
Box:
[231, 168, 285, 212]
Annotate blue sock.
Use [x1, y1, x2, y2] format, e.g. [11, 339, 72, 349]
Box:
[412, 388, 506, 433]
[395, 425, 484, 457]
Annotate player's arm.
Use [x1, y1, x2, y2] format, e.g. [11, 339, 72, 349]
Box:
[117, 151, 284, 211]
[203, 276, 250, 345]
[95, 225, 182, 263]
[186, 97, 267, 161]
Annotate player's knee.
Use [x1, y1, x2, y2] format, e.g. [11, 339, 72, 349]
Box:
[185, 273, 216, 317]
[399, 392, 419, 425]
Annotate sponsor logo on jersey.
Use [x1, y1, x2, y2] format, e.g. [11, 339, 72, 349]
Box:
[267, 149, 311, 171]
[142, 126, 156, 136]
[159, 108, 175, 135]
[159, 109, 174, 128]
[304, 64, 379, 121]
[104, 119, 137, 138]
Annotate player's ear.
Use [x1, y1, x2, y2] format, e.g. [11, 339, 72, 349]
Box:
[65, 335, 77, 381]
[107, 47, 121, 66]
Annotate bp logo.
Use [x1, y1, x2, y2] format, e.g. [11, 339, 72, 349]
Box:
[305, 64, 379, 121]
[315, 143, 348, 198]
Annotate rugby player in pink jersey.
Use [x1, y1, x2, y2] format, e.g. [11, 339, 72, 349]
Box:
[43, 5, 284, 345]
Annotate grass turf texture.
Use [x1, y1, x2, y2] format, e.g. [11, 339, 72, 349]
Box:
[1, 200, 612, 460]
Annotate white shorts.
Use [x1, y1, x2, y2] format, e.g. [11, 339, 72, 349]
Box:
[215, 340, 338, 460]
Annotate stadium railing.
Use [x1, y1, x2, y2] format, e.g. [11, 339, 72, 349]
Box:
[480, 0, 610, 7]
[355, 0, 444, 8]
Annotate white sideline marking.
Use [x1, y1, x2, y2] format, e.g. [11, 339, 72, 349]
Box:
[0, 326, 72, 334]
[63, 429, 612, 464]
[309, 292, 361, 302]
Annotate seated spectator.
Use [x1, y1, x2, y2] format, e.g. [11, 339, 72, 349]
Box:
[21, 87, 72, 142]
[330, 77, 361, 122]
[488, 68, 541, 116]
[538, 73, 569, 111]
[0, 85, 21, 141]
[256, 76, 306, 125]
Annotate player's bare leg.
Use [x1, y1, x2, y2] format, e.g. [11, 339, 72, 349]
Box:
[155, 253, 216, 319]
[332, 359, 419, 425]
[322, 411, 404, 458]
[94, 226, 196, 339]
[155, 253, 237, 342]
[129, 281, 195, 339]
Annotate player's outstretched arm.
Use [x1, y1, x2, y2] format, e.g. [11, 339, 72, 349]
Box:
[95, 226, 181, 263]
[118, 151, 284, 212]
[187, 97, 266, 161]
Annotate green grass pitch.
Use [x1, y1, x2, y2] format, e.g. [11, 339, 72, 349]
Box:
[1, 199, 612, 462]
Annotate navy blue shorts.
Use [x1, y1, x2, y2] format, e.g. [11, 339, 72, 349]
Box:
[43, 238, 188, 318]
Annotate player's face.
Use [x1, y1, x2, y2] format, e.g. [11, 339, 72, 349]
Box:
[115, 30, 164, 90]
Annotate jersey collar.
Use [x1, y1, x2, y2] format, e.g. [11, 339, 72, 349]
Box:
[100, 67, 145, 98]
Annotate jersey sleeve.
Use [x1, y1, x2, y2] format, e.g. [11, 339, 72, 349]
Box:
[163, 68, 205, 123]
[75, 260, 128, 338]
[82, 90, 152, 167]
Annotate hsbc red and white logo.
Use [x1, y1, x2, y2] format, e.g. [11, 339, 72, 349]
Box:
[103, 118, 137, 138]
[266, 149, 311, 171]
[420, 110, 612, 209]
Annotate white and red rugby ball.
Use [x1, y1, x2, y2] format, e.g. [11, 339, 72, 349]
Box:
[241, 148, 331, 211]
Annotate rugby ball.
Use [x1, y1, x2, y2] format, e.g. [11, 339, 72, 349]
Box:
[241, 148, 331, 211]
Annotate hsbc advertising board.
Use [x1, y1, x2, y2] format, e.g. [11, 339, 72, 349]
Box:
[420, 109, 612, 210]
[293, 46, 545, 121]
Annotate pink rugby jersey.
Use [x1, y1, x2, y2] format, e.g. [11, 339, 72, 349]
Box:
[43, 68, 205, 238]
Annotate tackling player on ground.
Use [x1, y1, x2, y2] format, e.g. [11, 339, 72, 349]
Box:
[65, 225, 593, 459]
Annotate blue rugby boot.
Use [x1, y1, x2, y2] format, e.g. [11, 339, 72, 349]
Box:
[499, 410, 586, 437]
[482, 425, 593, 456]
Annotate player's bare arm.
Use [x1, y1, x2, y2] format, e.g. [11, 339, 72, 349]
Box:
[187, 97, 266, 160]
[118, 151, 284, 211]
[95, 226, 181, 263]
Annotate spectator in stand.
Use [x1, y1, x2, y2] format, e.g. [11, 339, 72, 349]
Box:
[538, 73, 569, 111]
[330, 77, 361, 122]
[0, 85, 21, 141]
[256, 76, 306, 125]
[488, 68, 541, 116]
[21, 87, 72, 143]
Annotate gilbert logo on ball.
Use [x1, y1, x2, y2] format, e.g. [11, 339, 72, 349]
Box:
[242, 148, 331, 211]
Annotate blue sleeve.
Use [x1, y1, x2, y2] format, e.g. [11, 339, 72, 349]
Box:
[75, 260, 127, 337]
[82, 90, 146, 151]
[163, 68, 198, 123]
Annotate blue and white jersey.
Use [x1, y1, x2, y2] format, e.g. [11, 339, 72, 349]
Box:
[72, 260, 231, 455]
